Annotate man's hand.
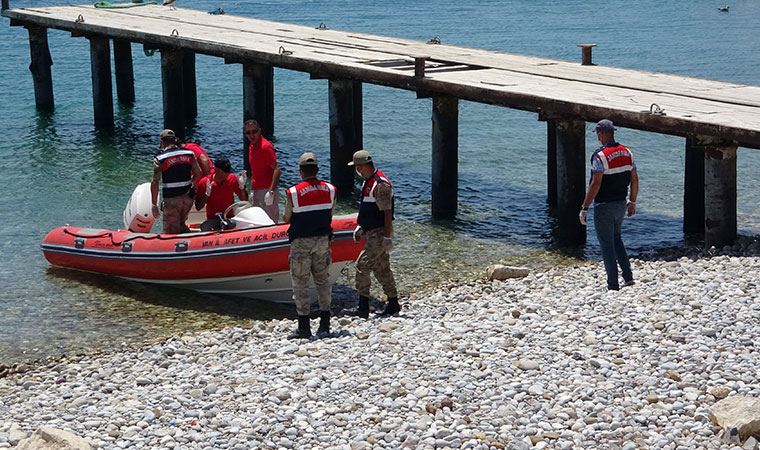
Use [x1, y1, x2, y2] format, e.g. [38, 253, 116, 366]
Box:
[238, 171, 247, 191]
[264, 190, 274, 206]
[152, 204, 160, 219]
[382, 237, 393, 253]
[627, 201, 636, 217]
[205, 179, 213, 197]
[352, 226, 364, 243]
[579, 209, 588, 225]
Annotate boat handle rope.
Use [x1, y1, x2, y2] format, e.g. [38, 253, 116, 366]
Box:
[62, 227, 220, 246]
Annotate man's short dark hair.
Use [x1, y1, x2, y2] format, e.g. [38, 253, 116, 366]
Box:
[300, 164, 318, 178]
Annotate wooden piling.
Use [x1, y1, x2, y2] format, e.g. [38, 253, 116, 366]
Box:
[353, 81, 363, 152]
[328, 79, 361, 192]
[2, 0, 9, 11]
[182, 50, 197, 123]
[683, 136, 705, 235]
[432, 95, 459, 219]
[243, 62, 274, 138]
[555, 119, 586, 245]
[704, 140, 737, 248]
[88, 35, 113, 128]
[547, 119, 557, 207]
[160, 47, 185, 139]
[113, 38, 135, 104]
[26, 26, 54, 112]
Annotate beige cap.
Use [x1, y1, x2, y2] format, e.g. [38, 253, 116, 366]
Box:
[298, 152, 318, 166]
[347, 149, 373, 166]
[159, 129, 176, 139]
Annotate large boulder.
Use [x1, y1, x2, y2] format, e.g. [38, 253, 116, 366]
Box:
[709, 396, 760, 442]
[15, 427, 92, 450]
[487, 265, 529, 281]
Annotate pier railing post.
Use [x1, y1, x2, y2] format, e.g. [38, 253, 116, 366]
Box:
[88, 35, 114, 129]
[328, 79, 362, 192]
[555, 118, 586, 246]
[113, 38, 135, 104]
[432, 95, 459, 219]
[26, 26, 54, 112]
[683, 136, 705, 236]
[182, 50, 197, 124]
[704, 138, 737, 248]
[160, 47, 185, 139]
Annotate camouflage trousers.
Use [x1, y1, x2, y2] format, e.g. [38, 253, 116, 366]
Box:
[289, 235, 332, 316]
[356, 228, 398, 299]
[162, 194, 194, 234]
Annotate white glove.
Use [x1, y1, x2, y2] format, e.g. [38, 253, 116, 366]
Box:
[238, 171, 247, 190]
[205, 179, 213, 197]
[264, 190, 274, 206]
[579, 209, 588, 225]
[382, 237, 393, 253]
[352, 226, 364, 243]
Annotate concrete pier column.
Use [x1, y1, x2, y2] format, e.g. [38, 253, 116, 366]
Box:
[431, 95, 459, 219]
[113, 38, 134, 104]
[555, 118, 586, 246]
[26, 26, 54, 112]
[704, 139, 737, 248]
[547, 119, 557, 207]
[683, 136, 706, 235]
[182, 50, 197, 123]
[328, 79, 362, 192]
[160, 48, 185, 139]
[88, 35, 113, 129]
[243, 62, 274, 138]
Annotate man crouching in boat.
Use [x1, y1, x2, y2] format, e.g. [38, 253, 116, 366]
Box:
[151, 129, 202, 234]
[194, 157, 249, 231]
[283, 152, 336, 339]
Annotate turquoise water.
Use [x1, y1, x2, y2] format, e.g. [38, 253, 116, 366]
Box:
[1, 0, 759, 364]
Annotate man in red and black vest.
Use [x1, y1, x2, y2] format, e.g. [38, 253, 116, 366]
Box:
[151, 129, 201, 234]
[283, 152, 336, 339]
[349, 149, 400, 318]
[580, 119, 639, 291]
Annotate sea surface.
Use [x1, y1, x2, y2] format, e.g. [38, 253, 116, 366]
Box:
[1, 0, 759, 365]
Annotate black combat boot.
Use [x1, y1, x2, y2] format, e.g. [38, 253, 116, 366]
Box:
[357, 296, 370, 319]
[316, 310, 330, 335]
[378, 297, 401, 317]
[288, 316, 312, 339]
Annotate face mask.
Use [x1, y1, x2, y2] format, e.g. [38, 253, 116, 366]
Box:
[355, 168, 363, 178]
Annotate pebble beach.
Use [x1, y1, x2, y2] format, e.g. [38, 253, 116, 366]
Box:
[1, 241, 759, 450]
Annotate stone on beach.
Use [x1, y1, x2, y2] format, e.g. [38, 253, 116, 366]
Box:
[15, 427, 91, 450]
[486, 264, 529, 281]
[709, 396, 760, 442]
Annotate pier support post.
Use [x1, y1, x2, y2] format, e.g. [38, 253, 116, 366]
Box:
[160, 48, 185, 139]
[26, 26, 54, 112]
[182, 50, 197, 124]
[704, 139, 737, 248]
[555, 118, 586, 246]
[113, 38, 135, 104]
[88, 35, 113, 129]
[432, 95, 459, 219]
[328, 79, 362, 192]
[243, 62, 274, 138]
[683, 136, 705, 235]
[547, 119, 557, 207]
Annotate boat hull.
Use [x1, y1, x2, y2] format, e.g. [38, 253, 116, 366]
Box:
[41, 215, 362, 303]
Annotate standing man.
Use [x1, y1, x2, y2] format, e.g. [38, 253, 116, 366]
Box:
[244, 119, 281, 222]
[580, 119, 639, 291]
[194, 157, 249, 231]
[348, 150, 400, 318]
[283, 152, 336, 339]
[151, 129, 201, 234]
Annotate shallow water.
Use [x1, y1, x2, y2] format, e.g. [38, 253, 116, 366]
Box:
[1, 0, 759, 364]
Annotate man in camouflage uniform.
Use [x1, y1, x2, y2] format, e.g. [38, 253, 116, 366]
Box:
[348, 150, 400, 318]
[151, 129, 201, 234]
[283, 152, 337, 339]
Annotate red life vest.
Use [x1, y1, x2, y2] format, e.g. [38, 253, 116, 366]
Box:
[591, 143, 634, 203]
[358, 169, 393, 231]
[155, 147, 195, 198]
[286, 179, 336, 241]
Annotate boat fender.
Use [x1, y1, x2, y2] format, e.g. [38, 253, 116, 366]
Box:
[122, 242, 133, 253]
[75, 238, 86, 249]
[175, 241, 189, 252]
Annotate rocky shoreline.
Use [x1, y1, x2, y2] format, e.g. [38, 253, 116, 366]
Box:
[1, 238, 759, 450]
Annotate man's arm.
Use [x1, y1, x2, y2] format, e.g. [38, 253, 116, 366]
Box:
[283, 194, 293, 224]
[581, 173, 603, 209]
[197, 154, 211, 176]
[190, 158, 202, 183]
[151, 162, 161, 218]
[269, 163, 281, 193]
[375, 183, 394, 238]
[627, 169, 638, 217]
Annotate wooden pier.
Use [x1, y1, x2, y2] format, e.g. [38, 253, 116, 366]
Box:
[4, 3, 760, 248]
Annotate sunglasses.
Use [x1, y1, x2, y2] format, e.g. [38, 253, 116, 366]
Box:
[245, 129, 260, 136]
